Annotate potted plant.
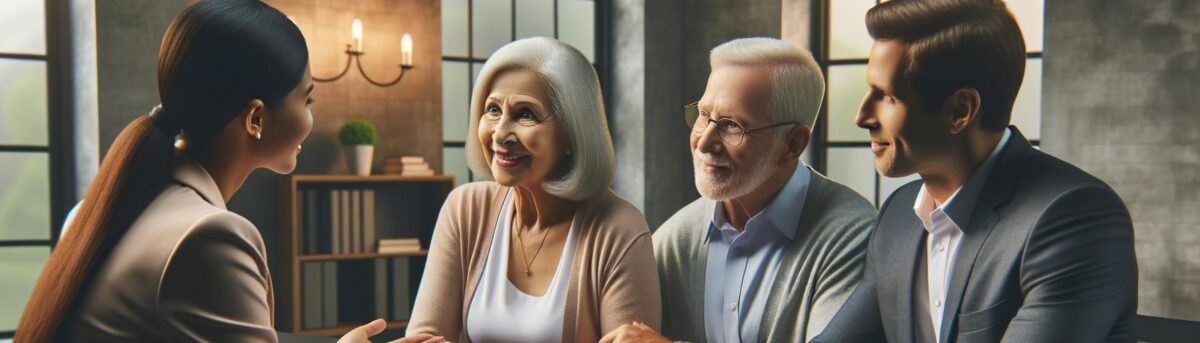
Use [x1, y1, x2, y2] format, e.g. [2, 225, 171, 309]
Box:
[339, 119, 378, 176]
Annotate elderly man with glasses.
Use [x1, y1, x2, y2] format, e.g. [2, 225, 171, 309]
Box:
[601, 38, 878, 343]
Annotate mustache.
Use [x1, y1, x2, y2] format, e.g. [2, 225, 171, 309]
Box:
[693, 151, 731, 167]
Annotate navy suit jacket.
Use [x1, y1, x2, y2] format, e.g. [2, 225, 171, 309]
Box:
[814, 127, 1137, 342]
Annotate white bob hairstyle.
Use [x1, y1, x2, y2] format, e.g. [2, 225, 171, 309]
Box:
[466, 37, 616, 201]
[709, 37, 826, 131]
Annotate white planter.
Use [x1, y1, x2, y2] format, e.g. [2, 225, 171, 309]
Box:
[345, 144, 374, 176]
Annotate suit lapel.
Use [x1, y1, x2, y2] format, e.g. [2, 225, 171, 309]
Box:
[896, 222, 926, 343]
[939, 127, 1033, 340]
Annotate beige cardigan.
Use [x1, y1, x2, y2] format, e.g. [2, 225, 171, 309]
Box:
[406, 182, 662, 342]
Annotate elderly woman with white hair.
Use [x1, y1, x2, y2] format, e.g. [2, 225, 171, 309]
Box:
[404, 37, 661, 342]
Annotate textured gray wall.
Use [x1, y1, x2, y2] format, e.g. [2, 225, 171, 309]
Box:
[95, 0, 187, 157]
[609, 0, 782, 228]
[1042, 0, 1200, 320]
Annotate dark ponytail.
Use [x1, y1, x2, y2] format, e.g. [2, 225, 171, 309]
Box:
[15, 1, 307, 341]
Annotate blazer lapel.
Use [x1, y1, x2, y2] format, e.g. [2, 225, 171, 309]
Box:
[896, 220, 926, 343]
[939, 127, 1033, 340]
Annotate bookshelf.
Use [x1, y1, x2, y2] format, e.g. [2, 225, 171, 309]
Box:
[278, 174, 454, 336]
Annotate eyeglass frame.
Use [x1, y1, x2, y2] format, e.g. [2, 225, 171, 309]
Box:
[683, 102, 798, 146]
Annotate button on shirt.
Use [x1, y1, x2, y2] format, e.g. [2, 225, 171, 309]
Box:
[704, 165, 811, 343]
[913, 128, 1011, 342]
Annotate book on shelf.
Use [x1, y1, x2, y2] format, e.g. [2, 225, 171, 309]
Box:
[387, 156, 425, 165]
[339, 190, 351, 254]
[364, 190, 377, 253]
[378, 238, 422, 254]
[350, 190, 362, 253]
[302, 262, 322, 329]
[392, 258, 412, 321]
[329, 190, 340, 254]
[321, 261, 338, 327]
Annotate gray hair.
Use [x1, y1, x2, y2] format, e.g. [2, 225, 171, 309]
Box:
[709, 37, 826, 132]
[465, 37, 616, 201]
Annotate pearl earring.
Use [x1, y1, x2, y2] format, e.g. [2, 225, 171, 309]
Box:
[255, 132, 262, 139]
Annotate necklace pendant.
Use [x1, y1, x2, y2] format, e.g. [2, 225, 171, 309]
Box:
[526, 270, 532, 277]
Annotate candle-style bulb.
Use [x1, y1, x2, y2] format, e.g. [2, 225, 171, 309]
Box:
[351, 18, 363, 51]
[401, 33, 413, 66]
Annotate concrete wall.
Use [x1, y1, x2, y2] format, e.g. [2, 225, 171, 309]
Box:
[95, 0, 188, 157]
[609, 0, 782, 228]
[1042, 0, 1200, 320]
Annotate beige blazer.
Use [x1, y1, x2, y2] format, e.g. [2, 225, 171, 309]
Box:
[405, 182, 662, 343]
[66, 155, 277, 342]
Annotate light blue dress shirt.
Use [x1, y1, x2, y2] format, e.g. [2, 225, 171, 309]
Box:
[704, 164, 811, 343]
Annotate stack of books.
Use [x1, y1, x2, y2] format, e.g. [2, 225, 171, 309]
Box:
[384, 156, 434, 176]
[378, 238, 423, 254]
[298, 188, 379, 254]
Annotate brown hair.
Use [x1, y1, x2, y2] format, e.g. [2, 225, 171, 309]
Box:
[15, 0, 307, 341]
[866, 0, 1026, 131]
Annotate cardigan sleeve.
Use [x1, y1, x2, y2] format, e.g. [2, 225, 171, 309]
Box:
[406, 186, 469, 339]
[599, 231, 663, 335]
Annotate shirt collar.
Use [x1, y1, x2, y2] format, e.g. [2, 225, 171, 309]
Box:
[706, 163, 812, 243]
[173, 152, 227, 210]
[913, 128, 1012, 231]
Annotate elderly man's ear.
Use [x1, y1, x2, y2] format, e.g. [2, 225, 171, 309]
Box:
[781, 126, 811, 166]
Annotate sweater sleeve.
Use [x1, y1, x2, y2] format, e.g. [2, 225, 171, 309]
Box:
[805, 213, 873, 341]
[599, 232, 663, 335]
[406, 186, 469, 339]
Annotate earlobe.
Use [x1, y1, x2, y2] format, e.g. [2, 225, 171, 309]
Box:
[242, 99, 266, 139]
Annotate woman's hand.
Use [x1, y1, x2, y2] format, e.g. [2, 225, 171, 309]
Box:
[338, 319, 448, 343]
[599, 321, 672, 343]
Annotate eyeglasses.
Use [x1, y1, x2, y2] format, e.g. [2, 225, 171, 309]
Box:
[683, 102, 797, 146]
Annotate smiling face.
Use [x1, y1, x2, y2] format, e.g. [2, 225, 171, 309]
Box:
[477, 68, 570, 188]
[258, 66, 315, 174]
[856, 40, 953, 178]
[691, 64, 787, 200]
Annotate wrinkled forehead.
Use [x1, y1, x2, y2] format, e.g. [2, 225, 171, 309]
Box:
[699, 64, 773, 122]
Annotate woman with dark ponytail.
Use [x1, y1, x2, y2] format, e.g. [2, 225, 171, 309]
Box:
[15, 1, 443, 342]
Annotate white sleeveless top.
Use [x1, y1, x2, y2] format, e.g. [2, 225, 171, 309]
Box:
[465, 189, 579, 343]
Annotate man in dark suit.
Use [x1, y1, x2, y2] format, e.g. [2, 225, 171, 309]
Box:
[813, 0, 1137, 342]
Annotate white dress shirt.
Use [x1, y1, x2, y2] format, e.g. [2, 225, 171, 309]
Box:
[913, 128, 1011, 342]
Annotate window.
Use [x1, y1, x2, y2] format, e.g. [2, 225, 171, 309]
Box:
[817, 0, 1043, 205]
[0, 0, 54, 337]
[440, 0, 595, 186]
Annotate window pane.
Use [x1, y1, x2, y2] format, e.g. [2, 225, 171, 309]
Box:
[1004, 0, 1043, 53]
[516, 0, 555, 40]
[0, 59, 48, 146]
[557, 0, 595, 62]
[880, 173, 921, 205]
[472, 0, 513, 59]
[826, 147, 876, 204]
[827, 64, 870, 143]
[1011, 57, 1041, 140]
[472, 62, 483, 87]
[0, 1, 46, 55]
[0, 246, 50, 331]
[443, 61, 470, 142]
[443, 146, 469, 186]
[829, 0, 874, 60]
[442, 0, 469, 57]
[0, 152, 50, 240]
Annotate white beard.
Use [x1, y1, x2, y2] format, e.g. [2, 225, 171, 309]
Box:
[692, 142, 781, 201]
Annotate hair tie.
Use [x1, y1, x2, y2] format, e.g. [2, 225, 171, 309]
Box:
[148, 104, 181, 136]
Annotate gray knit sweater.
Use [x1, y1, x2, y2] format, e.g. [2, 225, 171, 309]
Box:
[653, 168, 877, 342]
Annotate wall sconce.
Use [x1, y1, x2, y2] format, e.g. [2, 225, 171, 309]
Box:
[314, 18, 414, 87]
